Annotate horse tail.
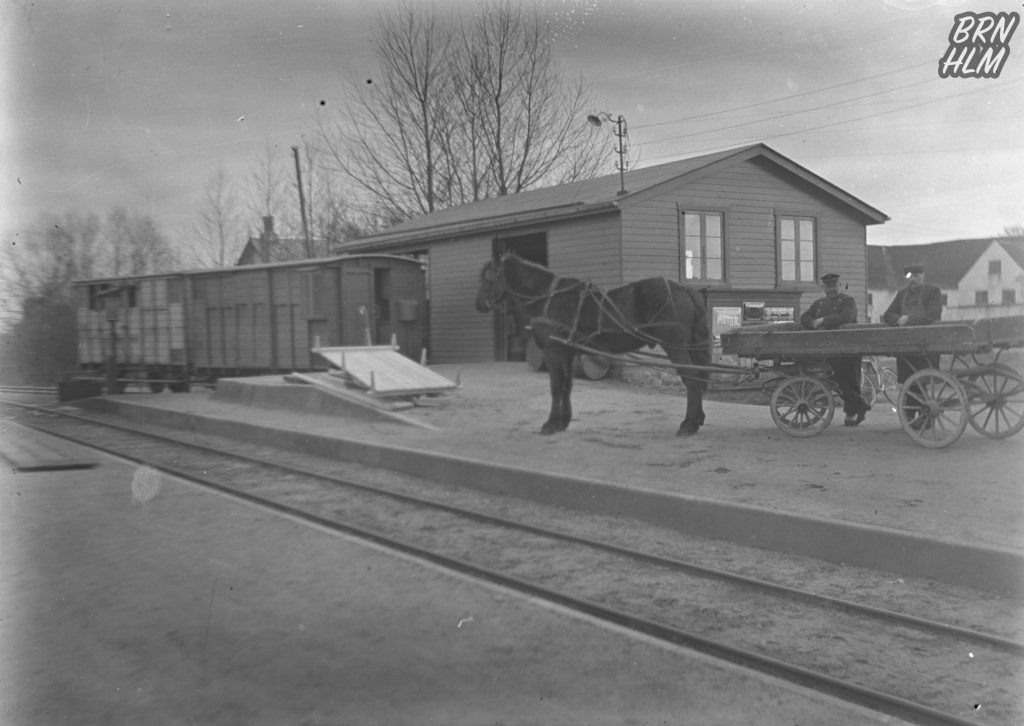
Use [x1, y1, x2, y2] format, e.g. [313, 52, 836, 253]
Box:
[680, 284, 709, 341]
[680, 284, 711, 369]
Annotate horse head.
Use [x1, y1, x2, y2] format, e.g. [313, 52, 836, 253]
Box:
[475, 256, 508, 312]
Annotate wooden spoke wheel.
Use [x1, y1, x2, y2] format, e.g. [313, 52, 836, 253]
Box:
[769, 376, 835, 437]
[897, 369, 968, 448]
[961, 364, 1024, 439]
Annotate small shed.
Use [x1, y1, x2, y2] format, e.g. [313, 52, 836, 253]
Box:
[337, 143, 888, 363]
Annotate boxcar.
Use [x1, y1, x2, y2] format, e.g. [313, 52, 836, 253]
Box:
[72, 254, 427, 392]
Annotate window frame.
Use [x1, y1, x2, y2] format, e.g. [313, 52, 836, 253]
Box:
[678, 209, 726, 283]
[775, 213, 818, 285]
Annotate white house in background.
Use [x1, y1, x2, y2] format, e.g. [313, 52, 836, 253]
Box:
[866, 237, 1024, 322]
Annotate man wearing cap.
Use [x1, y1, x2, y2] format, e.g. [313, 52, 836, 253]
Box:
[883, 264, 944, 425]
[800, 272, 870, 426]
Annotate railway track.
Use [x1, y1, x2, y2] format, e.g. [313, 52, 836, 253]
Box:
[4, 400, 1022, 725]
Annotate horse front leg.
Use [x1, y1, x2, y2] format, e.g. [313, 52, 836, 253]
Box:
[541, 345, 575, 435]
[669, 349, 706, 436]
[678, 378, 706, 436]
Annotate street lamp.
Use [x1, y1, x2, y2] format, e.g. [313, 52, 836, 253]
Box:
[587, 112, 628, 195]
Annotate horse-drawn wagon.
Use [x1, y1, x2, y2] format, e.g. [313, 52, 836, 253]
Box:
[477, 251, 1024, 449]
[720, 316, 1024, 448]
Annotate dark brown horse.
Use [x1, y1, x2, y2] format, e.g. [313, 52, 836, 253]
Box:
[475, 252, 711, 436]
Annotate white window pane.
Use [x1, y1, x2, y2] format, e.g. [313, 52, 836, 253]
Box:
[684, 256, 696, 279]
[782, 260, 796, 280]
[686, 236, 702, 256]
[706, 235, 722, 260]
[706, 214, 721, 236]
[799, 219, 814, 241]
[781, 219, 795, 240]
[684, 214, 700, 235]
[800, 239, 814, 262]
[800, 260, 814, 281]
[706, 258, 722, 281]
[781, 239, 795, 261]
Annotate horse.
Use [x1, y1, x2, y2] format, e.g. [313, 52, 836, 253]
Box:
[475, 252, 711, 436]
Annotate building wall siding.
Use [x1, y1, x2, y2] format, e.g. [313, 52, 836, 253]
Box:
[547, 212, 621, 286]
[619, 157, 870, 318]
[429, 236, 495, 362]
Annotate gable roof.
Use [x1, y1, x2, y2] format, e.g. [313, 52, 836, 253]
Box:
[339, 143, 888, 251]
[867, 236, 1024, 289]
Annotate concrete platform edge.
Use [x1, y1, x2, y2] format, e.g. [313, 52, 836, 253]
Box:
[74, 396, 1024, 598]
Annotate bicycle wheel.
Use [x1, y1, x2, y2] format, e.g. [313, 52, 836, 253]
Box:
[860, 365, 879, 406]
[880, 366, 899, 405]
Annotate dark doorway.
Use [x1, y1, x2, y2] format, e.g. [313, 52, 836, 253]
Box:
[491, 233, 548, 361]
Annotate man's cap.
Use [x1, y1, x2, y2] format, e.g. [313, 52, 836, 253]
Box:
[904, 264, 925, 277]
[820, 273, 841, 283]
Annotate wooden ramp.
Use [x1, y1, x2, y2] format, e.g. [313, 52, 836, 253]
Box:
[313, 346, 459, 396]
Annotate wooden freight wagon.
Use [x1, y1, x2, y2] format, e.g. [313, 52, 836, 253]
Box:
[73, 273, 191, 392]
[72, 254, 427, 392]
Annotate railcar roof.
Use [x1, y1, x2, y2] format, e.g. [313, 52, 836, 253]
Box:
[72, 252, 423, 285]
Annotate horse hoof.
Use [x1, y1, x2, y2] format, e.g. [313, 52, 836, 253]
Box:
[676, 424, 699, 436]
[540, 425, 556, 435]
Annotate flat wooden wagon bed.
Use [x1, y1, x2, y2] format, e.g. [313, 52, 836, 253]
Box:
[720, 315, 1024, 448]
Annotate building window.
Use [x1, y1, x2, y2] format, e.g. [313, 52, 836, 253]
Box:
[989, 260, 1002, 276]
[1003, 289, 1016, 305]
[778, 215, 816, 283]
[975, 290, 989, 306]
[680, 211, 724, 281]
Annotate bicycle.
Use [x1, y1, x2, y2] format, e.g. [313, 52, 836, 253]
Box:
[861, 356, 899, 406]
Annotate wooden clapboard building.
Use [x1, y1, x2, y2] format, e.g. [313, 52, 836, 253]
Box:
[338, 143, 889, 363]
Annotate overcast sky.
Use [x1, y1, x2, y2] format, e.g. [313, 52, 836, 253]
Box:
[2, 0, 1022, 249]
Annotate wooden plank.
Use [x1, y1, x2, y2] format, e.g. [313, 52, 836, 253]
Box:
[313, 346, 458, 396]
[721, 322, 981, 357]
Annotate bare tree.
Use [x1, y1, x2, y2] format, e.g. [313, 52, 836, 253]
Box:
[457, 0, 604, 195]
[316, 1, 604, 224]
[189, 166, 244, 268]
[247, 140, 296, 238]
[2, 210, 103, 304]
[301, 142, 370, 254]
[318, 1, 453, 221]
[106, 207, 177, 276]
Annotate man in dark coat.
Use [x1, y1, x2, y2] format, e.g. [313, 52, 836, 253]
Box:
[800, 272, 870, 426]
[883, 264, 944, 425]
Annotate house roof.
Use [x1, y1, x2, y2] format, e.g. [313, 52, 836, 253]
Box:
[237, 236, 326, 265]
[867, 236, 1024, 289]
[340, 143, 888, 251]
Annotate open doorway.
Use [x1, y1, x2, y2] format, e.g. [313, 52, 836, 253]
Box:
[491, 233, 548, 361]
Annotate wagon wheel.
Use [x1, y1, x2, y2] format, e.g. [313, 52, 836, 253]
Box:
[960, 364, 1024, 439]
[897, 369, 968, 448]
[769, 376, 835, 437]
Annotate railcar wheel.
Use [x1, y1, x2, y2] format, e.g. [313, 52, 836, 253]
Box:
[769, 376, 835, 437]
[897, 369, 968, 448]
[961, 364, 1024, 439]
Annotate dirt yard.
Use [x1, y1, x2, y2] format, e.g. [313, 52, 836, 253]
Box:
[366, 361, 1024, 553]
